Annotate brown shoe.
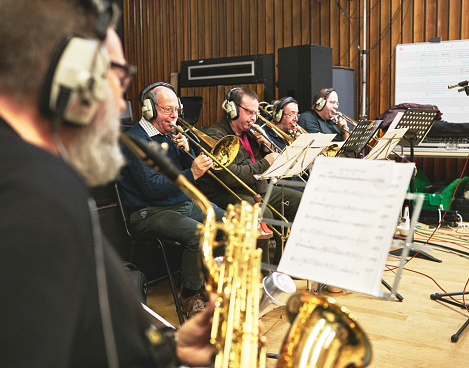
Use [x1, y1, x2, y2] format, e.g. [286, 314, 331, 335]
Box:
[180, 288, 209, 319]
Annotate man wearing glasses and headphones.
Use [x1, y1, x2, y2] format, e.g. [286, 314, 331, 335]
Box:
[197, 87, 302, 266]
[0, 1, 217, 366]
[298, 87, 350, 142]
[119, 82, 226, 319]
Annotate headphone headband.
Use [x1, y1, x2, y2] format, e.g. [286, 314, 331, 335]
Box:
[138, 82, 176, 105]
[273, 97, 298, 123]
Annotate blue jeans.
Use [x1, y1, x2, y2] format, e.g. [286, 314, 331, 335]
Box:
[129, 200, 225, 290]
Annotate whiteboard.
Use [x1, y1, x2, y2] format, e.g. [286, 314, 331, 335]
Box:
[395, 40, 469, 123]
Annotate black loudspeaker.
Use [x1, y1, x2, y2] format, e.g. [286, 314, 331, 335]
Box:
[332, 66, 355, 120]
[277, 45, 333, 113]
[39, 35, 110, 126]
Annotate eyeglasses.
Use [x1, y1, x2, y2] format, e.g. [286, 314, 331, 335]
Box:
[236, 104, 259, 118]
[110, 61, 137, 92]
[284, 112, 299, 118]
[156, 105, 179, 115]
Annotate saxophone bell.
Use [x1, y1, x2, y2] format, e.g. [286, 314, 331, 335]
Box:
[278, 292, 372, 368]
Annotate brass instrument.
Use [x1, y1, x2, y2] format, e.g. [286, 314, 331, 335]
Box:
[257, 114, 296, 146]
[120, 133, 373, 368]
[278, 292, 372, 368]
[175, 117, 239, 170]
[120, 132, 266, 367]
[259, 101, 305, 141]
[248, 122, 282, 153]
[333, 111, 358, 128]
[170, 119, 290, 238]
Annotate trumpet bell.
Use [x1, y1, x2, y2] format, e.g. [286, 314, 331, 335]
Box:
[278, 293, 372, 368]
[211, 135, 240, 170]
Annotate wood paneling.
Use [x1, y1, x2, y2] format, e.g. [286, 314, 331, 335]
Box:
[122, 0, 469, 183]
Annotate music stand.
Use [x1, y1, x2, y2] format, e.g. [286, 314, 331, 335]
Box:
[389, 108, 440, 262]
[335, 120, 383, 158]
[430, 291, 469, 342]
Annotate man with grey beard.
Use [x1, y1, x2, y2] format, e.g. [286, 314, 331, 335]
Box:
[0, 1, 216, 367]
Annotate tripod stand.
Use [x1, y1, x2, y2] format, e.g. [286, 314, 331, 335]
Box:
[430, 291, 469, 342]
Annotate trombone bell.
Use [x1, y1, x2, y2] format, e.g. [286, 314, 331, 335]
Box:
[211, 135, 240, 170]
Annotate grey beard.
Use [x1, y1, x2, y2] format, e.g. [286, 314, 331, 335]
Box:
[66, 89, 125, 187]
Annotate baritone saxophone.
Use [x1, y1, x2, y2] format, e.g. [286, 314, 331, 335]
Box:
[120, 132, 372, 368]
[119, 132, 266, 368]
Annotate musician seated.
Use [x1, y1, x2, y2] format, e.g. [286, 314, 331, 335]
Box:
[297, 88, 350, 142]
[119, 82, 226, 319]
[197, 87, 302, 265]
[263, 97, 301, 151]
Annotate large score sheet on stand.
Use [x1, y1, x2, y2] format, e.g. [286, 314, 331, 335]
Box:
[278, 156, 415, 297]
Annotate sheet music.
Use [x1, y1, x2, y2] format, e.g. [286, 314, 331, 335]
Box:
[388, 112, 404, 131]
[365, 128, 409, 160]
[278, 156, 415, 297]
[258, 133, 335, 179]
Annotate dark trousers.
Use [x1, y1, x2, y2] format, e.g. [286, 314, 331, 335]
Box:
[207, 186, 302, 265]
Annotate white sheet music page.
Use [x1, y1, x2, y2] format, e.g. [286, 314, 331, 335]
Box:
[277, 156, 415, 297]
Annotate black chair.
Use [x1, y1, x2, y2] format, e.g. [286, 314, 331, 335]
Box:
[179, 96, 203, 125]
[114, 182, 186, 325]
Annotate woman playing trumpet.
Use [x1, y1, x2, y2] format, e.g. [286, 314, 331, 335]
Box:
[297, 87, 350, 142]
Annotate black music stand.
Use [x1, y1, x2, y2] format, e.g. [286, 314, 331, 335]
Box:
[430, 291, 469, 342]
[335, 120, 382, 158]
[389, 108, 440, 262]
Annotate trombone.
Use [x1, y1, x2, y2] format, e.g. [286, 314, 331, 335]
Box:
[172, 118, 291, 237]
[258, 101, 302, 143]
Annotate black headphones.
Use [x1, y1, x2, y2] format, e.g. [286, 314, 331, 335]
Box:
[314, 88, 335, 111]
[38, 0, 116, 127]
[272, 97, 298, 123]
[222, 87, 242, 120]
[138, 82, 182, 121]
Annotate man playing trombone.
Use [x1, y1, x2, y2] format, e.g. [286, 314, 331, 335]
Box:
[197, 87, 303, 265]
[298, 87, 350, 142]
[119, 82, 225, 318]
[264, 97, 302, 150]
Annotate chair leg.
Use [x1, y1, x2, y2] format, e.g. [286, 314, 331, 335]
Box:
[157, 239, 186, 325]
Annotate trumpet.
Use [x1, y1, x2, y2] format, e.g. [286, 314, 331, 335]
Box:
[332, 111, 358, 133]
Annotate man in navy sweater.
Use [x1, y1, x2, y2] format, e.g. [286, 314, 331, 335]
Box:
[119, 82, 225, 318]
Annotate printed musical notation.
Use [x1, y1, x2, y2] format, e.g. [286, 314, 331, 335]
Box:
[278, 156, 415, 297]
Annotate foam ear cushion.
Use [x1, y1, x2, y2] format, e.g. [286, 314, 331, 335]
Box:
[273, 97, 298, 122]
[40, 35, 109, 126]
[314, 88, 334, 112]
[222, 87, 242, 120]
[138, 82, 182, 121]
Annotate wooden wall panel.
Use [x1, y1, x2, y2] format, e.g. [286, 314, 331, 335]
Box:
[122, 0, 469, 184]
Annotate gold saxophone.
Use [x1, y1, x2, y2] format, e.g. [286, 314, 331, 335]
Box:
[120, 132, 372, 368]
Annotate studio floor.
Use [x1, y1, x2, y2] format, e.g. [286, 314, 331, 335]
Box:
[146, 224, 469, 367]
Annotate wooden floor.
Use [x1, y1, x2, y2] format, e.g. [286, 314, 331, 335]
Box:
[146, 224, 469, 367]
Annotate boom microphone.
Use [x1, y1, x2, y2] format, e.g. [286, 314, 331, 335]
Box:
[448, 80, 468, 89]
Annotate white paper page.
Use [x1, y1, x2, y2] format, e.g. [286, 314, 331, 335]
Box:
[365, 128, 409, 160]
[278, 156, 415, 297]
[388, 111, 405, 131]
[259, 146, 323, 179]
[291, 133, 336, 148]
